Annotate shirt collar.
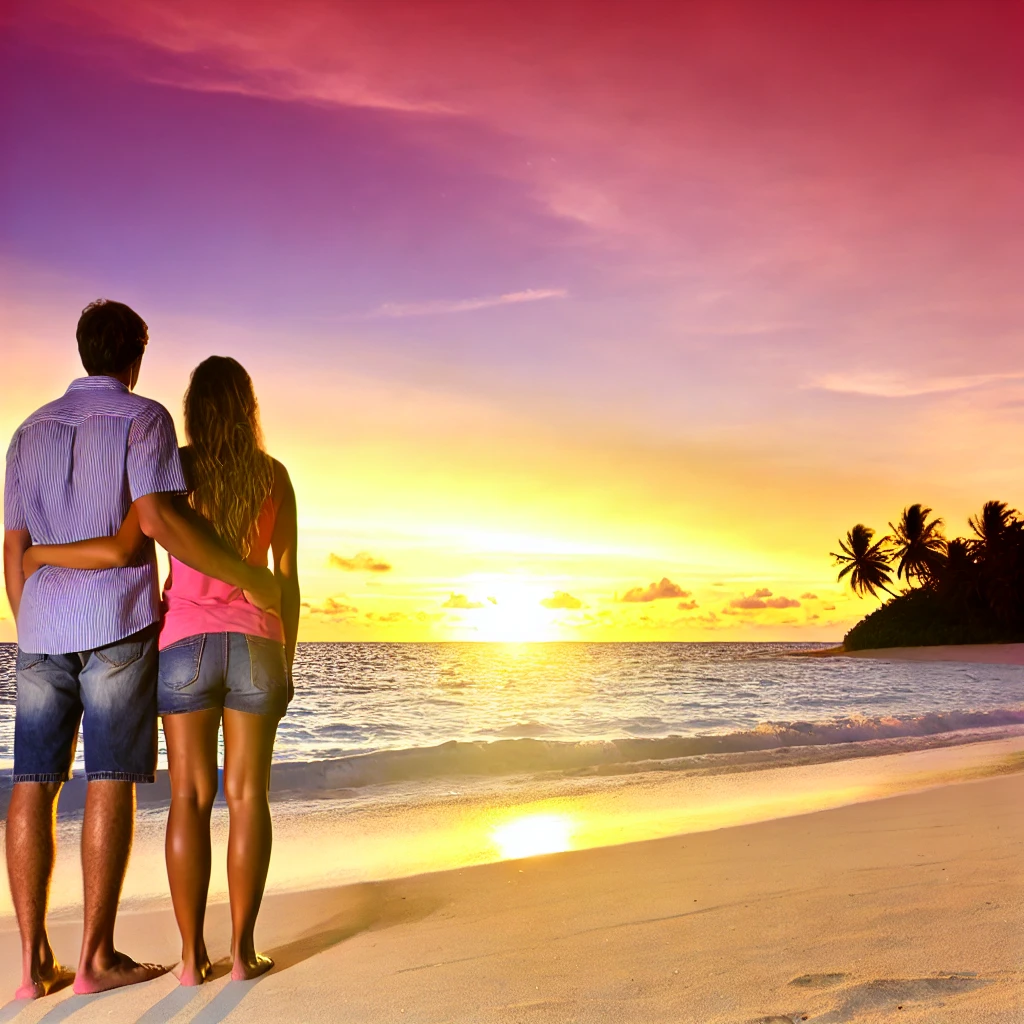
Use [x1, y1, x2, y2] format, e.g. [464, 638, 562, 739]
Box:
[66, 376, 130, 394]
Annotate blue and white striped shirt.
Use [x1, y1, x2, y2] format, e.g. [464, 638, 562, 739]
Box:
[4, 376, 186, 654]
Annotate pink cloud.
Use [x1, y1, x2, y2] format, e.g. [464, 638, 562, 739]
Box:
[620, 578, 690, 603]
[730, 590, 801, 610]
[329, 551, 392, 572]
[304, 596, 359, 619]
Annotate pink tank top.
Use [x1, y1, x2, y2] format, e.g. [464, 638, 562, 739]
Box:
[159, 493, 284, 649]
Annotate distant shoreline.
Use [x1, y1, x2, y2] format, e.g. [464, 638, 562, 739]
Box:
[796, 642, 1024, 665]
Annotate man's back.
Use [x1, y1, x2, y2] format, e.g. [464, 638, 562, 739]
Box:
[5, 375, 184, 654]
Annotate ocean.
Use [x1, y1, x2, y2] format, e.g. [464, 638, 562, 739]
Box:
[3, 641, 1024, 798]
[4, 641, 1024, 911]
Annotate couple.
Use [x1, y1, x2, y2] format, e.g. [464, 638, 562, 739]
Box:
[3, 299, 299, 997]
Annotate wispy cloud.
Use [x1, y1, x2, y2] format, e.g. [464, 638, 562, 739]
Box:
[367, 288, 567, 320]
[809, 371, 1024, 398]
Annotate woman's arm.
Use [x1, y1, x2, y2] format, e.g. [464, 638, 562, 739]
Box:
[270, 461, 300, 671]
[23, 505, 147, 578]
[4, 528, 31, 621]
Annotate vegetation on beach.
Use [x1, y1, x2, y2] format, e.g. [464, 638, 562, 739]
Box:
[833, 501, 1024, 650]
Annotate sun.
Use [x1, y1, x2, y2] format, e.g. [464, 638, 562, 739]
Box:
[458, 580, 563, 641]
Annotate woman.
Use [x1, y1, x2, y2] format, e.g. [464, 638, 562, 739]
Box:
[26, 356, 299, 985]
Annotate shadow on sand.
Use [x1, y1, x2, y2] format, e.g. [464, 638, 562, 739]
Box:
[135, 882, 443, 1024]
[0, 883, 443, 1024]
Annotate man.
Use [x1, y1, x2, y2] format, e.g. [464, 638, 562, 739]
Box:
[2, 299, 279, 998]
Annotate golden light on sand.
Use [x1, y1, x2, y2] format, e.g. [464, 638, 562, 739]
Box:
[491, 813, 574, 860]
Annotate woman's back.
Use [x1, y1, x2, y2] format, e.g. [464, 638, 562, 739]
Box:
[160, 461, 285, 649]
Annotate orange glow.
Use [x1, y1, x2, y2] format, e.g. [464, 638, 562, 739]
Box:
[491, 813, 574, 860]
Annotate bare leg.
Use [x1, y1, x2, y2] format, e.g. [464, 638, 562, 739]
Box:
[74, 781, 166, 994]
[6, 782, 74, 999]
[223, 710, 278, 981]
[163, 709, 221, 986]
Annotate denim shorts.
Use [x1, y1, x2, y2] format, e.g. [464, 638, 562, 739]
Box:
[13, 626, 159, 784]
[158, 632, 290, 718]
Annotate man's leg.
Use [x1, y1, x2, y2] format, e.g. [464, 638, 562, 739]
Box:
[8, 649, 81, 999]
[73, 630, 166, 995]
[6, 782, 73, 998]
[74, 781, 164, 992]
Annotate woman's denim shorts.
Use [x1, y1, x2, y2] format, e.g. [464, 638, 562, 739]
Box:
[158, 632, 291, 718]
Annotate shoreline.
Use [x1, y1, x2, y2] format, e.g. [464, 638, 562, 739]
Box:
[4, 731, 1023, 922]
[795, 641, 1024, 664]
[2, 763, 1023, 1021]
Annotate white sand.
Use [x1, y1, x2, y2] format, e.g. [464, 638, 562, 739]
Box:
[2, 738, 1024, 1021]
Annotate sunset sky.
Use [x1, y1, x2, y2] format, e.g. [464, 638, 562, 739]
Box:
[2, 0, 1023, 642]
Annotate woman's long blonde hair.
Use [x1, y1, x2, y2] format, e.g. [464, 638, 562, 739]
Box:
[183, 356, 273, 558]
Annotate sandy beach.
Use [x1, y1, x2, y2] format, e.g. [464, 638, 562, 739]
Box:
[2, 737, 1023, 1023]
[797, 643, 1024, 665]
[843, 643, 1024, 665]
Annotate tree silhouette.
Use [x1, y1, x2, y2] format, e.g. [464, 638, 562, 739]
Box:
[836, 500, 1024, 648]
[832, 524, 897, 599]
[888, 504, 945, 584]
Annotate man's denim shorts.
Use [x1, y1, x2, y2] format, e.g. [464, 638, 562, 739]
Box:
[158, 632, 291, 718]
[14, 626, 159, 784]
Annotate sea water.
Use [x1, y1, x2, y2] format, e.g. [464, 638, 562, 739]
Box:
[3, 641, 1024, 794]
[3, 642, 1024, 911]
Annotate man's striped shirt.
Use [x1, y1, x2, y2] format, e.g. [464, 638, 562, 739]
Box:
[4, 375, 186, 654]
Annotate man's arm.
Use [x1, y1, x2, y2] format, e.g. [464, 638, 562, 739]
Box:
[134, 493, 280, 613]
[3, 529, 31, 623]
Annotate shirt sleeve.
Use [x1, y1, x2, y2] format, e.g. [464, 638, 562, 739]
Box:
[126, 404, 187, 501]
[3, 432, 27, 531]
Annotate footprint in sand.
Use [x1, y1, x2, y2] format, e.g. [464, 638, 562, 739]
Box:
[789, 974, 848, 989]
[804, 974, 988, 1023]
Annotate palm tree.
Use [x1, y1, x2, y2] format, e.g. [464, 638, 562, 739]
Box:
[832, 524, 897, 599]
[935, 536, 978, 603]
[968, 500, 1020, 559]
[968, 501, 1023, 624]
[888, 504, 945, 584]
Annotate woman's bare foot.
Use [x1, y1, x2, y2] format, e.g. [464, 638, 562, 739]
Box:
[73, 952, 167, 995]
[15, 961, 75, 1000]
[231, 953, 273, 982]
[172, 955, 213, 987]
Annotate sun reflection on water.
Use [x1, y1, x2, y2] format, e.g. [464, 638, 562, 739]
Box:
[491, 813, 574, 859]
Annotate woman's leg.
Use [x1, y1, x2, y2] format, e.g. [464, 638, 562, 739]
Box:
[163, 708, 221, 985]
[222, 708, 279, 980]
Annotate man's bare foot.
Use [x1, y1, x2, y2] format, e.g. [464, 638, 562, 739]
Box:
[73, 953, 167, 995]
[231, 953, 273, 982]
[172, 956, 212, 987]
[15, 961, 75, 1000]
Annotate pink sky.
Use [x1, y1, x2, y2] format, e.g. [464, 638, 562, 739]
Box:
[2, 0, 1023, 640]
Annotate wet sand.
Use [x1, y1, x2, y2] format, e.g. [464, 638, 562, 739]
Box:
[1, 747, 1023, 1022]
[800, 643, 1024, 665]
